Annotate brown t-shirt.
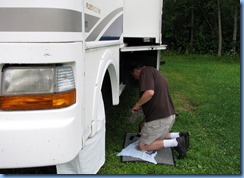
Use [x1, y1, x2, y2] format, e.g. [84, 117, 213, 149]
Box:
[139, 67, 175, 122]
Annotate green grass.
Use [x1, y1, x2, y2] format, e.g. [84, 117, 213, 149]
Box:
[98, 54, 241, 174]
[1, 54, 240, 174]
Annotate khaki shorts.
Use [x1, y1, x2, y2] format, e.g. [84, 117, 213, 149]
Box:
[140, 115, 176, 145]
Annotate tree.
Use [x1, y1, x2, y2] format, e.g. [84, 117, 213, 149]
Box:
[217, 0, 223, 57]
[190, 0, 195, 51]
[232, 0, 238, 54]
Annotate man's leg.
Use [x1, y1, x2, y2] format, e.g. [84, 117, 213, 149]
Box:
[139, 139, 164, 152]
[139, 115, 176, 151]
[139, 137, 187, 159]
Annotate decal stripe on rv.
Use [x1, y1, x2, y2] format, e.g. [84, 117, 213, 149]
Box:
[85, 14, 100, 32]
[86, 7, 123, 41]
[99, 14, 123, 41]
[0, 8, 82, 32]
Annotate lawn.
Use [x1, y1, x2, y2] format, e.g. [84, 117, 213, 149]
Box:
[0, 54, 241, 174]
[98, 54, 241, 174]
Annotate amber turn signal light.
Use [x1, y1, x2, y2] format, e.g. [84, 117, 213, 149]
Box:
[0, 89, 76, 111]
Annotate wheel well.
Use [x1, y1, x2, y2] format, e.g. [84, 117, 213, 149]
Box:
[101, 70, 112, 108]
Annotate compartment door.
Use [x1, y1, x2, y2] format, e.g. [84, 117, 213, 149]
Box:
[123, 0, 163, 43]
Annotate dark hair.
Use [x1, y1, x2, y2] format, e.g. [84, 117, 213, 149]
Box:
[129, 62, 144, 73]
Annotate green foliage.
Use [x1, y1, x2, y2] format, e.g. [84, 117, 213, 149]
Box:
[162, 0, 240, 55]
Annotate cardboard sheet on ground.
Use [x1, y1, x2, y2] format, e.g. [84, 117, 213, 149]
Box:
[118, 133, 175, 166]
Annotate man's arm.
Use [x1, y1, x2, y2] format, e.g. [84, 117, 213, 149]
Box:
[132, 90, 154, 112]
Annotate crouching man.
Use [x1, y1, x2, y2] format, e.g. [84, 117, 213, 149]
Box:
[130, 63, 189, 159]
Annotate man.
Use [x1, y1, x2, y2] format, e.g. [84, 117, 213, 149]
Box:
[130, 63, 189, 159]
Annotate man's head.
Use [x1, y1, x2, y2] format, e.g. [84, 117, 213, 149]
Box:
[130, 63, 144, 80]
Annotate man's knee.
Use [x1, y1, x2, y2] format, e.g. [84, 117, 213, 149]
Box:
[139, 141, 148, 151]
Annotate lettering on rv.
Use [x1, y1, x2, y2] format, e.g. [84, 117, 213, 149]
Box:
[86, 3, 101, 14]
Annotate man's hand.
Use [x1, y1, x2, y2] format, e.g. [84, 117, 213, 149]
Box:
[131, 103, 140, 113]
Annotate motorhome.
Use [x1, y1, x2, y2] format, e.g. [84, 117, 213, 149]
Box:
[0, 0, 166, 173]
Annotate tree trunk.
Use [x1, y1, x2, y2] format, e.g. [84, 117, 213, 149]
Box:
[190, 0, 194, 50]
[217, 0, 222, 57]
[232, 1, 238, 54]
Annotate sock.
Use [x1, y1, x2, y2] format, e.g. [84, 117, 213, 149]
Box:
[170, 132, 180, 139]
[163, 138, 178, 148]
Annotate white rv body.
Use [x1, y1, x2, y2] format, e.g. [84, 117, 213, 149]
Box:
[0, 0, 165, 174]
[0, 0, 85, 168]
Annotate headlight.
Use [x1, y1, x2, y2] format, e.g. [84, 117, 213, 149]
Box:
[0, 65, 76, 111]
[2, 66, 55, 95]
